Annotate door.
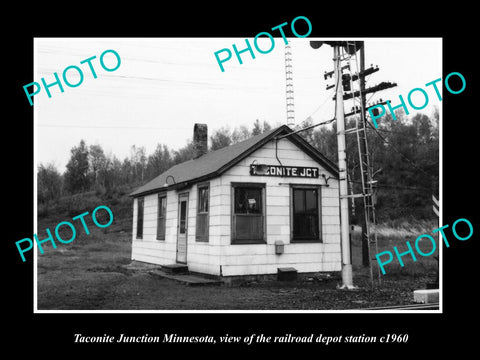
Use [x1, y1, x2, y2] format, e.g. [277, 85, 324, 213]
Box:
[176, 193, 189, 264]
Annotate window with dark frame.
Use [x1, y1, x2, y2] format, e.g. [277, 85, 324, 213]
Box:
[196, 184, 209, 242]
[291, 187, 321, 242]
[136, 197, 144, 239]
[157, 194, 167, 240]
[179, 200, 187, 234]
[232, 183, 265, 244]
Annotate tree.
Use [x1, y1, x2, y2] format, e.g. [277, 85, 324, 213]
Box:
[64, 140, 90, 194]
[146, 144, 172, 181]
[311, 123, 337, 162]
[118, 158, 128, 184]
[89, 144, 107, 188]
[231, 125, 250, 144]
[101, 154, 122, 193]
[130, 145, 147, 183]
[251, 119, 263, 136]
[209, 120, 273, 152]
[173, 141, 195, 164]
[210, 127, 232, 151]
[297, 117, 316, 144]
[37, 162, 63, 208]
[262, 120, 272, 132]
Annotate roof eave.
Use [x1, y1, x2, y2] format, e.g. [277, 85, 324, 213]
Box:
[129, 171, 220, 198]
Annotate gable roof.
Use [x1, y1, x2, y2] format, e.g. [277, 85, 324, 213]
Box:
[130, 125, 338, 197]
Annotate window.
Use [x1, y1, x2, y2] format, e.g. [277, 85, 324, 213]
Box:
[136, 197, 144, 239]
[291, 186, 321, 242]
[179, 200, 187, 234]
[232, 183, 265, 244]
[196, 184, 209, 242]
[157, 194, 167, 240]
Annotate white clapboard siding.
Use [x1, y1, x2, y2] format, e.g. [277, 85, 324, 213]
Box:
[216, 137, 341, 276]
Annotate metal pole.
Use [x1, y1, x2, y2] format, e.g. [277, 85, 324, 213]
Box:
[334, 45, 354, 289]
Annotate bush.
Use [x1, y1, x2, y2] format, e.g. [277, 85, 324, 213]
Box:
[94, 184, 106, 197]
[57, 192, 102, 217]
[38, 202, 50, 218]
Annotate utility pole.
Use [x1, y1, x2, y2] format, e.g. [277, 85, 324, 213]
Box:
[334, 45, 354, 289]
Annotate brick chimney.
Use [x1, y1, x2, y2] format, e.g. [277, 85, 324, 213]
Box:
[193, 123, 208, 159]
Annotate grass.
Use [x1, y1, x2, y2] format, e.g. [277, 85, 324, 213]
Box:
[350, 221, 439, 278]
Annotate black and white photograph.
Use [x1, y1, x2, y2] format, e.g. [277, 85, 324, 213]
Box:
[32, 37, 442, 312]
[6, 7, 477, 355]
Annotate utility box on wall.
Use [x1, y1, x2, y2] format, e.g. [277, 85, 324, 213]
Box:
[275, 240, 284, 254]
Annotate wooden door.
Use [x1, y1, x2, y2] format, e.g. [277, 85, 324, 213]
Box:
[176, 193, 189, 264]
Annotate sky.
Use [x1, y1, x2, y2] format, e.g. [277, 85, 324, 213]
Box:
[34, 37, 442, 172]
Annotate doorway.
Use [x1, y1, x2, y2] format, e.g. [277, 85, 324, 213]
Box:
[176, 193, 189, 263]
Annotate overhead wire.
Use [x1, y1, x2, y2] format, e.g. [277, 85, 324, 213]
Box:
[294, 85, 337, 130]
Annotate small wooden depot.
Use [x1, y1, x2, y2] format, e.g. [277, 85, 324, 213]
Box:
[130, 124, 342, 278]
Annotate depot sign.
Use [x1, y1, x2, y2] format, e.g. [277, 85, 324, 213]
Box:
[250, 164, 319, 178]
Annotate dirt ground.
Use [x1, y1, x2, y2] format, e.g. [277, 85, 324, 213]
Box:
[36, 231, 439, 311]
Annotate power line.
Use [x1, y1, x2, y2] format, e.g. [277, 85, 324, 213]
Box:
[275, 116, 336, 140]
[308, 86, 337, 117]
[292, 56, 341, 132]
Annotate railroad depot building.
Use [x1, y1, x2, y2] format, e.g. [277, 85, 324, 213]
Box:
[129, 124, 342, 278]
